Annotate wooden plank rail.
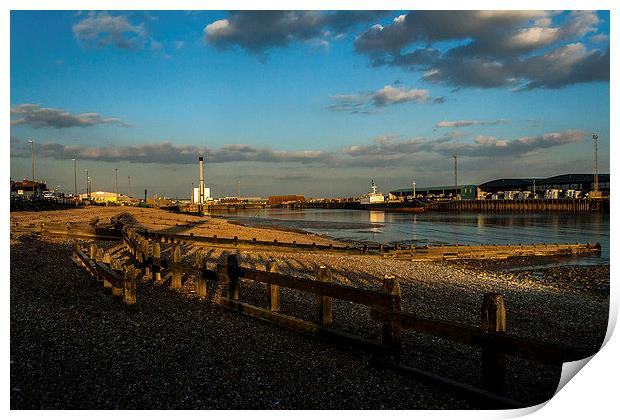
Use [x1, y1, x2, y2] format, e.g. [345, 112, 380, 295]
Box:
[73, 243, 135, 306]
[370, 310, 597, 364]
[236, 267, 397, 308]
[78, 226, 601, 407]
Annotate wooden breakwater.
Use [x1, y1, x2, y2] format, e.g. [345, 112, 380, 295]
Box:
[425, 198, 608, 213]
[12, 216, 602, 261]
[69, 227, 599, 408]
[386, 243, 601, 261]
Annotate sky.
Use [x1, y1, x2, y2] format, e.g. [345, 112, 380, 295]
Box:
[10, 10, 610, 198]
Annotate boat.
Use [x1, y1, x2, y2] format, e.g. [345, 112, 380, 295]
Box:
[358, 180, 425, 212]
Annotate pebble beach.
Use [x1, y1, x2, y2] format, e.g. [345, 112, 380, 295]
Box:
[10, 206, 610, 409]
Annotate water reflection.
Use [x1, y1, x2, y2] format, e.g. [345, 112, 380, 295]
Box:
[218, 208, 609, 265]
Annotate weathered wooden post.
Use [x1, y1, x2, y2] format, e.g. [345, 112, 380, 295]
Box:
[143, 240, 152, 278]
[382, 275, 402, 363]
[315, 266, 333, 327]
[227, 254, 240, 300]
[123, 265, 137, 305]
[103, 252, 111, 265]
[152, 242, 161, 282]
[95, 247, 104, 263]
[171, 244, 182, 289]
[89, 243, 97, 260]
[481, 292, 507, 394]
[195, 250, 207, 299]
[265, 258, 280, 312]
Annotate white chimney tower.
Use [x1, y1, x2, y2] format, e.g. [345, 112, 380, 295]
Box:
[198, 156, 205, 204]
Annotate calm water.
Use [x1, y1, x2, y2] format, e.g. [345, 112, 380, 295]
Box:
[211, 208, 610, 266]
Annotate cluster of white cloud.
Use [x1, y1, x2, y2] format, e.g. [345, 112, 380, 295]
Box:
[436, 119, 510, 128]
[10, 104, 130, 129]
[329, 85, 443, 113]
[204, 11, 386, 55]
[73, 11, 147, 50]
[10, 140, 333, 166]
[354, 11, 609, 90]
[11, 129, 585, 167]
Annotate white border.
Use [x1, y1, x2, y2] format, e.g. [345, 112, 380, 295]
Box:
[3, 1, 616, 419]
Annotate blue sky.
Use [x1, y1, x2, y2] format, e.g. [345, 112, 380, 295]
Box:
[10, 10, 610, 197]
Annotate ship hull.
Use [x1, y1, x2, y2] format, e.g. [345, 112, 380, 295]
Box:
[358, 200, 425, 212]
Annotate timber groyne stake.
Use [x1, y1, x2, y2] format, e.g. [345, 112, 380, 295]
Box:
[123, 265, 137, 305]
[195, 250, 207, 299]
[266, 259, 280, 312]
[315, 266, 333, 327]
[171, 244, 182, 289]
[382, 275, 402, 363]
[481, 292, 507, 394]
[152, 242, 161, 282]
[227, 254, 240, 300]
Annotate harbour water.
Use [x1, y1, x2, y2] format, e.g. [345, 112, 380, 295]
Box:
[211, 208, 610, 266]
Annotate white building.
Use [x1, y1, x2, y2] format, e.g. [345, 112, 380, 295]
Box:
[193, 187, 212, 204]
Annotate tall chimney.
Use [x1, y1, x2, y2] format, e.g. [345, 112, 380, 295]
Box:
[199, 156, 205, 204]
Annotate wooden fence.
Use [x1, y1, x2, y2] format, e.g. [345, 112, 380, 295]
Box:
[67, 226, 600, 408]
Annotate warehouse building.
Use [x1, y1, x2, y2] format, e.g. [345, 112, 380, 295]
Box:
[389, 185, 477, 200]
[389, 174, 609, 201]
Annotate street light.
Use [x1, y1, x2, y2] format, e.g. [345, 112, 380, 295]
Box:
[84, 169, 89, 198]
[27, 140, 35, 196]
[72, 158, 77, 197]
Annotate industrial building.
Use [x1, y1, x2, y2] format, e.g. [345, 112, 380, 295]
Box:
[390, 174, 609, 201]
[267, 195, 306, 206]
[390, 185, 477, 200]
[11, 179, 48, 198]
[79, 191, 119, 203]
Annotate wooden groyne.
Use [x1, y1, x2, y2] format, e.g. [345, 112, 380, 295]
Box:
[68, 227, 599, 408]
[12, 216, 601, 261]
[385, 243, 601, 261]
[425, 198, 608, 213]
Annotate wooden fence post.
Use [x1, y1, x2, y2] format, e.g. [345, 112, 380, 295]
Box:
[266, 259, 280, 312]
[95, 247, 104, 263]
[195, 250, 207, 299]
[89, 243, 97, 260]
[143, 240, 152, 278]
[227, 254, 240, 300]
[103, 252, 111, 264]
[481, 292, 507, 394]
[382, 274, 402, 363]
[315, 266, 333, 327]
[152, 242, 161, 282]
[171, 244, 182, 289]
[123, 265, 137, 305]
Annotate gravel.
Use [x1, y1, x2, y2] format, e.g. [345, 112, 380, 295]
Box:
[10, 207, 609, 409]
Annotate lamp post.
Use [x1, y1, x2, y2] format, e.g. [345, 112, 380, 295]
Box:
[592, 133, 599, 195]
[72, 158, 77, 197]
[27, 140, 35, 196]
[84, 169, 89, 199]
[453, 155, 458, 200]
[115, 168, 119, 197]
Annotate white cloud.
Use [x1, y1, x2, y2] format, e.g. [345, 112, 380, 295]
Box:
[73, 12, 146, 50]
[10, 104, 131, 129]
